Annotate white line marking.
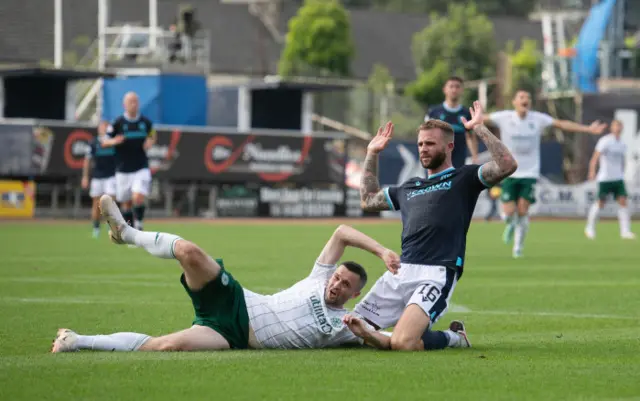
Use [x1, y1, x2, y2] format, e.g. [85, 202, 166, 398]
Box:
[1, 277, 284, 294]
[449, 304, 637, 320]
[0, 297, 183, 305]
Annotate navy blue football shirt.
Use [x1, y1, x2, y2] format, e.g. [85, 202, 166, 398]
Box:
[383, 165, 490, 273]
[107, 115, 155, 173]
[86, 137, 116, 179]
[426, 103, 472, 168]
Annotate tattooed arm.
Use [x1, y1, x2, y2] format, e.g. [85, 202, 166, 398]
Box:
[360, 152, 391, 212]
[474, 124, 518, 186]
[360, 122, 396, 212]
[460, 101, 517, 187]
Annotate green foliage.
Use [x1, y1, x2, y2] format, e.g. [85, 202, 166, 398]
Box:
[404, 60, 450, 107]
[367, 64, 394, 95]
[342, 0, 536, 17]
[508, 38, 540, 96]
[278, 0, 355, 77]
[406, 2, 496, 107]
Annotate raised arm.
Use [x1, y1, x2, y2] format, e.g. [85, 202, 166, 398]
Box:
[461, 101, 518, 187]
[360, 122, 394, 212]
[465, 131, 479, 163]
[552, 119, 607, 135]
[317, 225, 400, 275]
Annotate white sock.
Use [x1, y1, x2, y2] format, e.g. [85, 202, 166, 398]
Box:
[586, 203, 600, 232]
[76, 332, 150, 351]
[506, 214, 517, 227]
[121, 228, 181, 259]
[514, 215, 529, 251]
[618, 207, 632, 235]
[443, 330, 460, 347]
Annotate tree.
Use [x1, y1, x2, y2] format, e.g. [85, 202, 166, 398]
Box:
[342, 0, 536, 18]
[278, 0, 355, 77]
[406, 2, 497, 107]
[508, 39, 540, 96]
[404, 60, 451, 108]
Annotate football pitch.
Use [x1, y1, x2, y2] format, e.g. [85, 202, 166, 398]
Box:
[1, 219, 639, 401]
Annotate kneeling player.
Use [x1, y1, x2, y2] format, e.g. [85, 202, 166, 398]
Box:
[52, 195, 402, 352]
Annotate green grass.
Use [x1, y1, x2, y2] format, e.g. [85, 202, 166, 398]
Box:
[1, 220, 639, 401]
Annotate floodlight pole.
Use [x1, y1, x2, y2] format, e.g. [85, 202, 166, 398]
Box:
[98, 0, 108, 71]
[54, 0, 63, 68]
[149, 0, 158, 51]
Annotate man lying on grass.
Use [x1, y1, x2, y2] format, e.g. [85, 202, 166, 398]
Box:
[52, 195, 403, 351]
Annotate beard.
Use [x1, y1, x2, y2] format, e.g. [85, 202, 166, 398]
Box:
[421, 150, 447, 169]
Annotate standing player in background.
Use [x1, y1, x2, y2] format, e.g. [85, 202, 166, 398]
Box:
[357, 101, 517, 351]
[585, 120, 636, 240]
[484, 90, 606, 258]
[102, 92, 156, 231]
[425, 76, 478, 167]
[81, 120, 116, 238]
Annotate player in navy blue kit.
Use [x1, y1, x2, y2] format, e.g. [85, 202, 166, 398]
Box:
[81, 120, 116, 238]
[352, 101, 518, 351]
[102, 92, 156, 231]
[425, 77, 478, 168]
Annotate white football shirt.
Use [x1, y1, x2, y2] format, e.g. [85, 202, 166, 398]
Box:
[595, 134, 626, 182]
[243, 261, 366, 349]
[489, 110, 554, 179]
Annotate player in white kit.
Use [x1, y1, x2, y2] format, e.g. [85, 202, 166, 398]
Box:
[51, 195, 400, 353]
[484, 90, 607, 258]
[585, 120, 636, 240]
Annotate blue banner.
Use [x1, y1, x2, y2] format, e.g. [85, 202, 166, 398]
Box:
[101, 74, 207, 126]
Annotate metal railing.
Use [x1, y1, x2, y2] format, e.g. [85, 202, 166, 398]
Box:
[73, 25, 211, 122]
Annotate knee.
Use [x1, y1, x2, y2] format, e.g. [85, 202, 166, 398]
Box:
[390, 333, 421, 351]
[173, 241, 205, 266]
[156, 338, 184, 352]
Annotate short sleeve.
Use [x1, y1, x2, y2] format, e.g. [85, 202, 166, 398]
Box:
[106, 122, 116, 138]
[307, 260, 337, 282]
[534, 112, 554, 129]
[146, 119, 156, 137]
[85, 140, 95, 159]
[489, 110, 510, 124]
[464, 164, 491, 192]
[595, 137, 608, 153]
[383, 186, 400, 211]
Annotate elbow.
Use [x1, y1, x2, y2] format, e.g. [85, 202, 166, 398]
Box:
[505, 157, 518, 176]
[333, 224, 352, 241]
[334, 224, 348, 236]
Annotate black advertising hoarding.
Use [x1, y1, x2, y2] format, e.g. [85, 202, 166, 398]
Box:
[25, 123, 346, 184]
[257, 184, 346, 218]
[215, 184, 259, 217]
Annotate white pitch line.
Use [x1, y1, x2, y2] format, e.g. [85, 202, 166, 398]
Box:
[0, 297, 183, 305]
[449, 304, 638, 320]
[2, 297, 636, 321]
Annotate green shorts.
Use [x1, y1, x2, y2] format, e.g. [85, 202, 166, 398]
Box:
[180, 258, 250, 349]
[598, 180, 627, 200]
[500, 178, 537, 204]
